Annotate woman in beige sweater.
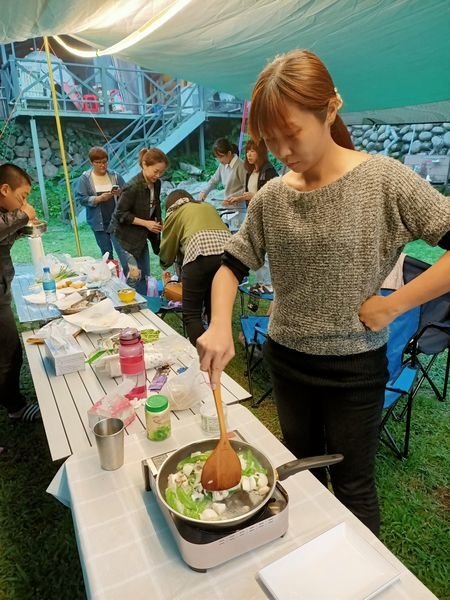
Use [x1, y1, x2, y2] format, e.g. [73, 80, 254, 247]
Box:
[196, 50, 450, 535]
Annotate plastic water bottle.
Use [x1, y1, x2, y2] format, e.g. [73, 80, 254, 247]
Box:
[42, 267, 57, 303]
[119, 328, 147, 399]
[146, 275, 160, 313]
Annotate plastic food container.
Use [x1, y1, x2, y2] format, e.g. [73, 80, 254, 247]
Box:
[145, 394, 171, 441]
[118, 288, 136, 303]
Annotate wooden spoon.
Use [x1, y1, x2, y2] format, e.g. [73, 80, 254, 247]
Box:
[201, 378, 242, 491]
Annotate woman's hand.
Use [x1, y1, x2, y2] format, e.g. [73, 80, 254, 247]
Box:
[196, 325, 235, 388]
[358, 295, 398, 331]
[146, 220, 162, 233]
[97, 192, 114, 203]
[198, 191, 206, 202]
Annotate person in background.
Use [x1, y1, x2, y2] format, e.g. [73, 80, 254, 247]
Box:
[110, 147, 169, 296]
[223, 138, 278, 205]
[196, 49, 450, 536]
[160, 189, 231, 345]
[224, 138, 278, 286]
[0, 164, 41, 422]
[198, 138, 246, 202]
[75, 146, 127, 273]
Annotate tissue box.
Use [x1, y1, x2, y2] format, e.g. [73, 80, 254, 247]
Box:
[45, 336, 85, 376]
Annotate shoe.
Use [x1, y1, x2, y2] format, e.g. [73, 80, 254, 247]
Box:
[9, 402, 41, 422]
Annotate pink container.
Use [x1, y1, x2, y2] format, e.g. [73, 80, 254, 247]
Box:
[119, 328, 146, 399]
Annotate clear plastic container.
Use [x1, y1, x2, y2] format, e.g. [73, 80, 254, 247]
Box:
[200, 400, 228, 436]
[119, 328, 146, 399]
[145, 394, 171, 441]
[42, 266, 57, 303]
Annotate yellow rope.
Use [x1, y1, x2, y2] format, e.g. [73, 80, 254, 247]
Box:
[44, 36, 82, 256]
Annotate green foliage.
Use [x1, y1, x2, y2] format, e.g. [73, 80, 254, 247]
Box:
[0, 121, 22, 162]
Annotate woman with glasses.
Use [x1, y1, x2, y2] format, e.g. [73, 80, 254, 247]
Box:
[110, 147, 169, 296]
[75, 146, 127, 271]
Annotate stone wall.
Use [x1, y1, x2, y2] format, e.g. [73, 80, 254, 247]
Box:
[348, 123, 450, 158]
[0, 120, 113, 179]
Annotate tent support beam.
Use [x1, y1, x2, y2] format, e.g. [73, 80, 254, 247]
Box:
[29, 117, 48, 219]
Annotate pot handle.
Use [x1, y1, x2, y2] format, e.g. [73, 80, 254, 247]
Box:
[276, 453, 344, 481]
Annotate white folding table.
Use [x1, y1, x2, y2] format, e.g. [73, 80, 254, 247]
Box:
[47, 403, 437, 600]
[23, 308, 250, 461]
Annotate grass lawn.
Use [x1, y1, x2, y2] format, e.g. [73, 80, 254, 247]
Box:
[0, 223, 449, 599]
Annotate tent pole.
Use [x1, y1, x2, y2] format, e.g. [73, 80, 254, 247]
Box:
[29, 117, 49, 219]
[43, 36, 82, 257]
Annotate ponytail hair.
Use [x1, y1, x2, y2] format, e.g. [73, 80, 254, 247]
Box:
[212, 137, 238, 157]
[249, 49, 354, 150]
[139, 147, 170, 168]
[331, 114, 354, 150]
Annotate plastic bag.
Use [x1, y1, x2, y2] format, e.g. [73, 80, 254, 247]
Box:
[87, 381, 136, 428]
[80, 252, 112, 284]
[160, 358, 210, 410]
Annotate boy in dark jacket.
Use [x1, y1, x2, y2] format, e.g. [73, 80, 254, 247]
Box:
[0, 164, 40, 422]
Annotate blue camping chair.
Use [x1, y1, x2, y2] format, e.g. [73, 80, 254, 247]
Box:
[380, 289, 421, 459]
[402, 256, 450, 402]
[240, 315, 271, 407]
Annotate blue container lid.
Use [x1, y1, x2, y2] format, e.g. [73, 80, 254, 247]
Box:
[145, 394, 169, 413]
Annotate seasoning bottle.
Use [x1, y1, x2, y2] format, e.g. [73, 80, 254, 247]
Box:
[119, 328, 146, 399]
[145, 394, 171, 441]
[200, 399, 228, 436]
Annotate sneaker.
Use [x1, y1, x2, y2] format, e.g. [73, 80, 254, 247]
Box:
[9, 402, 41, 422]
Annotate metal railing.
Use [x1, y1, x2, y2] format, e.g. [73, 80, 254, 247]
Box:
[1, 56, 244, 119]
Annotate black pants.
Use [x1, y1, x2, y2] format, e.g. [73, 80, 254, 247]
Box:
[181, 254, 222, 345]
[0, 302, 27, 414]
[263, 337, 388, 535]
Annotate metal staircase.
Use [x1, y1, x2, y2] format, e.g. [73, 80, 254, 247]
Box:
[106, 83, 206, 179]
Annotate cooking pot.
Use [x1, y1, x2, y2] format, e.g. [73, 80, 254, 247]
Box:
[155, 439, 343, 530]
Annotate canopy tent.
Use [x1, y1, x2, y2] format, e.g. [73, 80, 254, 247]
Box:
[1, 0, 450, 122]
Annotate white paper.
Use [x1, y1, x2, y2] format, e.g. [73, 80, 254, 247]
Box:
[62, 298, 135, 332]
[258, 522, 400, 600]
[24, 291, 64, 304]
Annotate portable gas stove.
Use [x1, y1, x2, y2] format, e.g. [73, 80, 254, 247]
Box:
[142, 432, 289, 572]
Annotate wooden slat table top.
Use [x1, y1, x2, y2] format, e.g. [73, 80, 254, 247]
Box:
[23, 308, 251, 462]
[12, 265, 147, 328]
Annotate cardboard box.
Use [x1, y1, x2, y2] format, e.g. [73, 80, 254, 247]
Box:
[45, 336, 85, 376]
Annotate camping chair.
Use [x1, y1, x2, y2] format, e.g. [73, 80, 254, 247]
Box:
[380, 290, 421, 459]
[239, 315, 272, 407]
[402, 256, 450, 402]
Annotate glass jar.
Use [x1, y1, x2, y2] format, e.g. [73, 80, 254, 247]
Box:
[145, 394, 171, 441]
[200, 400, 227, 436]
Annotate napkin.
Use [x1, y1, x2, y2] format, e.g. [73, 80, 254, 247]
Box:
[62, 298, 135, 332]
[55, 291, 84, 311]
[24, 291, 64, 304]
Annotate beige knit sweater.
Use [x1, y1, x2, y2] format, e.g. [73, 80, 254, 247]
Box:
[225, 155, 450, 355]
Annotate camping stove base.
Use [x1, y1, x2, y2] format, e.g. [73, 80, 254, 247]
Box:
[142, 455, 289, 572]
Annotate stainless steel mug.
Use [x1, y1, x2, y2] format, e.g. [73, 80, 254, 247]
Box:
[93, 418, 124, 470]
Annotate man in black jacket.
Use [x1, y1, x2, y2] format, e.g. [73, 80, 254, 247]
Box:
[0, 164, 40, 423]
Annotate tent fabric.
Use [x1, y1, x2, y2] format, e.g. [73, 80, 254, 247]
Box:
[1, 0, 450, 121]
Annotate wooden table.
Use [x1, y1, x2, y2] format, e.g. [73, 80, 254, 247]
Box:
[12, 265, 147, 326]
[23, 308, 250, 461]
[47, 403, 437, 600]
